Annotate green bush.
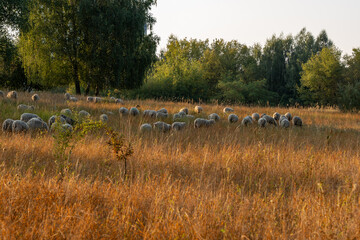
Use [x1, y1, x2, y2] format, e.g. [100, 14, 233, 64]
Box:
[337, 82, 360, 112]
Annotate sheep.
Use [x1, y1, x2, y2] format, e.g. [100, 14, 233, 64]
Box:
[285, 112, 292, 121]
[186, 115, 195, 120]
[129, 107, 140, 117]
[7, 91, 17, 99]
[31, 94, 40, 102]
[140, 123, 152, 133]
[20, 113, 41, 123]
[69, 96, 78, 102]
[293, 116, 303, 127]
[62, 123, 73, 132]
[17, 104, 30, 111]
[279, 115, 287, 123]
[64, 93, 71, 100]
[119, 107, 129, 116]
[258, 118, 267, 128]
[157, 108, 168, 114]
[87, 96, 94, 102]
[251, 113, 260, 122]
[100, 114, 108, 123]
[110, 97, 116, 102]
[0, 90, 4, 97]
[79, 110, 90, 118]
[273, 112, 280, 121]
[28, 118, 49, 132]
[143, 110, 157, 118]
[223, 107, 234, 113]
[156, 111, 168, 119]
[241, 116, 253, 126]
[115, 98, 123, 104]
[194, 106, 203, 114]
[94, 97, 101, 103]
[2, 119, 14, 132]
[51, 122, 73, 132]
[172, 122, 186, 131]
[61, 109, 72, 115]
[179, 108, 189, 115]
[261, 114, 277, 126]
[228, 114, 239, 123]
[12, 120, 29, 133]
[194, 118, 215, 128]
[173, 111, 187, 120]
[280, 118, 290, 128]
[60, 114, 76, 125]
[208, 113, 220, 122]
[153, 121, 171, 132]
[48, 115, 66, 127]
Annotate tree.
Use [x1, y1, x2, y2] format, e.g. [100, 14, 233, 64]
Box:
[300, 47, 343, 105]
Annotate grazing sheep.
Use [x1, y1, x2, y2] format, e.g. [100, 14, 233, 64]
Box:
[119, 107, 129, 116]
[208, 113, 220, 122]
[31, 94, 40, 102]
[110, 97, 116, 102]
[94, 97, 101, 103]
[156, 111, 168, 119]
[140, 123, 152, 132]
[28, 118, 49, 131]
[12, 120, 29, 133]
[20, 113, 41, 123]
[2, 119, 14, 132]
[280, 118, 290, 128]
[261, 114, 277, 126]
[143, 110, 157, 118]
[62, 123, 73, 132]
[60, 114, 76, 125]
[194, 106, 203, 114]
[51, 123, 73, 132]
[186, 115, 195, 120]
[173, 111, 186, 120]
[279, 115, 287, 122]
[180, 108, 189, 115]
[17, 104, 30, 111]
[115, 98, 123, 104]
[48, 115, 66, 127]
[285, 112, 292, 121]
[194, 118, 215, 128]
[79, 110, 90, 117]
[258, 118, 267, 127]
[0, 90, 4, 97]
[241, 116, 253, 126]
[157, 108, 168, 114]
[87, 96, 94, 102]
[7, 91, 17, 99]
[64, 93, 71, 100]
[293, 116, 303, 127]
[100, 114, 108, 122]
[153, 121, 171, 132]
[172, 122, 186, 131]
[61, 109, 72, 115]
[129, 107, 140, 117]
[228, 114, 239, 123]
[252, 113, 260, 122]
[273, 112, 280, 121]
[223, 107, 234, 113]
[178, 111, 187, 117]
[70, 96, 78, 102]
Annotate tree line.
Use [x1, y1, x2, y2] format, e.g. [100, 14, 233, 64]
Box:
[1, 1, 360, 111]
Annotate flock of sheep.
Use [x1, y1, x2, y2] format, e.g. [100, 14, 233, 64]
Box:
[1, 91, 303, 134]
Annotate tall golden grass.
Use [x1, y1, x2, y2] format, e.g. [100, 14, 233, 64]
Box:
[0, 91, 360, 239]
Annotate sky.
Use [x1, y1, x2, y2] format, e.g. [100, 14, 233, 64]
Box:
[151, 0, 360, 55]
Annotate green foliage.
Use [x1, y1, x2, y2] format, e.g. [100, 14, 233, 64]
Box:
[337, 82, 360, 112]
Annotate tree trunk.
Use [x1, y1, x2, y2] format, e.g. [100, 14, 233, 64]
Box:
[95, 85, 99, 96]
[73, 62, 81, 95]
[85, 82, 90, 96]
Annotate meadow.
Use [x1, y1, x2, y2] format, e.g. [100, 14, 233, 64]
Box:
[1, 91, 360, 239]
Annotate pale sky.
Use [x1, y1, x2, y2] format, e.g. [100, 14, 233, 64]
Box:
[151, 0, 360, 55]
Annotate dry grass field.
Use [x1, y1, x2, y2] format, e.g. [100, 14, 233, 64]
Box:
[1, 91, 360, 239]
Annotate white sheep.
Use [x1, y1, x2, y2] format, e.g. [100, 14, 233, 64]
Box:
[153, 121, 171, 132]
[70, 96, 78, 102]
[228, 114, 239, 123]
[0, 90, 4, 97]
[60, 114, 76, 125]
[115, 98, 123, 104]
[241, 116, 253, 126]
[293, 116, 303, 127]
[194, 118, 215, 128]
[129, 107, 140, 116]
[140, 123, 152, 132]
[2, 119, 14, 132]
[285, 112, 292, 121]
[279, 115, 287, 122]
[119, 107, 129, 116]
[186, 115, 195, 120]
[51, 122, 73, 132]
[258, 118, 267, 127]
[143, 110, 156, 118]
[252, 113, 260, 121]
[208, 113, 220, 122]
[20, 113, 41, 123]
[194, 106, 203, 113]
[62, 123, 73, 132]
[179, 108, 189, 115]
[172, 122, 186, 131]
[261, 114, 277, 126]
[31, 94, 40, 102]
[157, 108, 168, 114]
[87, 96, 94, 102]
[223, 107, 234, 113]
[110, 97, 116, 102]
[12, 120, 29, 133]
[79, 110, 90, 117]
[17, 104, 29, 111]
[273, 112, 280, 121]
[280, 118, 290, 128]
[28, 118, 49, 132]
[100, 114, 108, 122]
[48, 115, 66, 127]
[64, 93, 71, 100]
[94, 97, 101, 103]
[61, 109, 72, 115]
[156, 111, 168, 119]
[7, 91, 17, 99]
